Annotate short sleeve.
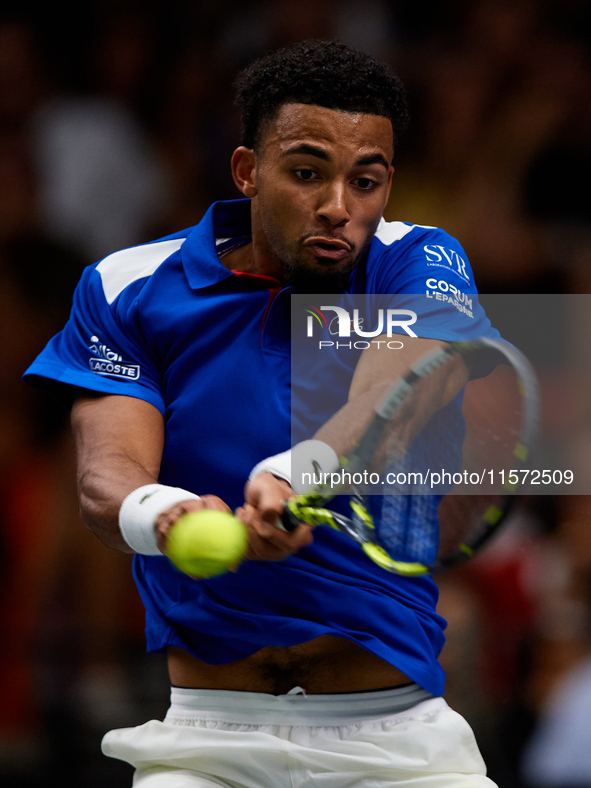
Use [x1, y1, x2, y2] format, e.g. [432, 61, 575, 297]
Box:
[24, 263, 165, 413]
[362, 223, 500, 344]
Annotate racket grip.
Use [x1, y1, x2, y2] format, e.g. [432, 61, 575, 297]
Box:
[279, 504, 299, 533]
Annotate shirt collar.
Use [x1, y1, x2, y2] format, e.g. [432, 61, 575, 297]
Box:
[180, 197, 366, 293]
[181, 199, 253, 290]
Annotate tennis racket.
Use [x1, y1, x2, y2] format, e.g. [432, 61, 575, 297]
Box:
[281, 338, 540, 576]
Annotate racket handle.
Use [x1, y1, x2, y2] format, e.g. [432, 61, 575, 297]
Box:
[279, 505, 299, 533]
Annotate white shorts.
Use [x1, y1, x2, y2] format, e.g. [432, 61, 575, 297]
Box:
[102, 685, 498, 787]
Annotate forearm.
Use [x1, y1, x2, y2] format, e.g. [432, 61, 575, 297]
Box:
[313, 379, 392, 458]
[71, 395, 165, 552]
[76, 446, 158, 551]
[72, 395, 234, 557]
[76, 451, 210, 553]
[314, 351, 469, 459]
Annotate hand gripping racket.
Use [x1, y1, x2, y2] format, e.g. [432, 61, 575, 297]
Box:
[281, 338, 540, 576]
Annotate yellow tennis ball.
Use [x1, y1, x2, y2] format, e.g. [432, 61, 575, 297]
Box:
[165, 510, 248, 578]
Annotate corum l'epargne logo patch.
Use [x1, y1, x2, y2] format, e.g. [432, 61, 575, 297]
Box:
[425, 279, 474, 318]
[88, 335, 140, 380]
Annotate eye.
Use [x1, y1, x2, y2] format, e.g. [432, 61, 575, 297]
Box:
[353, 177, 377, 190]
[294, 169, 318, 181]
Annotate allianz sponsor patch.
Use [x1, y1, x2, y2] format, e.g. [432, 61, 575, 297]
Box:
[88, 334, 140, 380]
[425, 278, 474, 318]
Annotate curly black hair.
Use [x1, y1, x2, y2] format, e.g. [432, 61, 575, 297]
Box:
[234, 40, 410, 151]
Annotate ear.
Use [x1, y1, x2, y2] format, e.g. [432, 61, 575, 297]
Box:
[385, 165, 395, 202]
[231, 147, 258, 197]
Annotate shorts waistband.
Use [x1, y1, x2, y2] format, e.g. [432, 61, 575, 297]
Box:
[166, 684, 436, 726]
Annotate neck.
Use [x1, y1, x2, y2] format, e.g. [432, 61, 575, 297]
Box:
[219, 241, 285, 282]
[220, 199, 285, 281]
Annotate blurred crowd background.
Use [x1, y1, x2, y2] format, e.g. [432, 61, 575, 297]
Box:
[1, 0, 590, 786]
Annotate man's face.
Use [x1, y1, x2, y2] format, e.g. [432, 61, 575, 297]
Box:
[248, 103, 394, 291]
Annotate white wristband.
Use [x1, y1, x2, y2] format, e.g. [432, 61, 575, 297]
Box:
[119, 484, 200, 555]
[249, 440, 339, 495]
[249, 449, 292, 485]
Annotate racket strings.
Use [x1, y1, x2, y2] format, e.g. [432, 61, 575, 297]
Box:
[285, 338, 539, 576]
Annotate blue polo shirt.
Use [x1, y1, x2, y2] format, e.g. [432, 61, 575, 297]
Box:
[25, 199, 497, 696]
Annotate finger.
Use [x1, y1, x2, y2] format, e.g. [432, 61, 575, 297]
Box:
[156, 496, 231, 552]
[245, 474, 291, 523]
[244, 528, 313, 562]
[253, 519, 313, 554]
[237, 493, 314, 560]
[199, 495, 232, 513]
[238, 500, 279, 538]
[238, 508, 313, 561]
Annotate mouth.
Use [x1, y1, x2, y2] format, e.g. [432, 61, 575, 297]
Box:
[303, 237, 352, 261]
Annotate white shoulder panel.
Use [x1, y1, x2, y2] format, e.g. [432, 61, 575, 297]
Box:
[375, 218, 436, 246]
[374, 218, 417, 246]
[97, 238, 185, 305]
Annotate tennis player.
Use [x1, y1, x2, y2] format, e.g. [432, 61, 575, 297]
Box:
[25, 41, 499, 787]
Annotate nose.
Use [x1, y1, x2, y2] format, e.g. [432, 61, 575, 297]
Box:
[316, 181, 350, 227]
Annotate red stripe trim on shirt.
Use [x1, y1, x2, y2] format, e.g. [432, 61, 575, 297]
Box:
[231, 270, 282, 286]
[230, 270, 282, 345]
